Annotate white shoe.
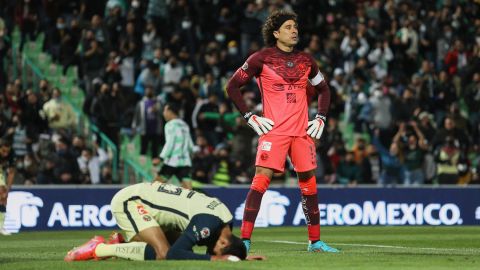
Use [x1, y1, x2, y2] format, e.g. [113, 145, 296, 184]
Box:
[0, 228, 12, 235]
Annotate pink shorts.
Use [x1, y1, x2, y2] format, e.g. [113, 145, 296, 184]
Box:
[255, 134, 317, 173]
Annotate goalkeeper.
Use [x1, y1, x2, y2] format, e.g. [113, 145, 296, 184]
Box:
[226, 10, 338, 253]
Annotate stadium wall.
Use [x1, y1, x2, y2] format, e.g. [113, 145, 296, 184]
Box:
[5, 186, 480, 233]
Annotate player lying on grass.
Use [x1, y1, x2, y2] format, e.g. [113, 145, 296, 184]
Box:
[65, 182, 265, 262]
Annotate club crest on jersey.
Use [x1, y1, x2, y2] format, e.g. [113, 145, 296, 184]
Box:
[241, 62, 249, 71]
[286, 61, 294, 68]
[261, 141, 272, 151]
[200, 227, 210, 239]
[137, 205, 148, 215]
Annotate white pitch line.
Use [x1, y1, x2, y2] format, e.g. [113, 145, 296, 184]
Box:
[264, 240, 480, 253]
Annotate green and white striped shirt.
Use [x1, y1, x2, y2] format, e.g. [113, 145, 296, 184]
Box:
[160, 118, 194, 167]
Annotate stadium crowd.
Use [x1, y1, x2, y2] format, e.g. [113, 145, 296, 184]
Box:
[0, 0, 479, 186]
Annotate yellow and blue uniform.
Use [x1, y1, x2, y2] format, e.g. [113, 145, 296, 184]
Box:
[111, 182, 233, 260]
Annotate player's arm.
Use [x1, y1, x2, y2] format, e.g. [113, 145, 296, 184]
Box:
[226, 53, 274, 136]
[6, 167, 15, 191]
[166, 231, 211, 260]
[306, 56, 331, 139]
[166, 214, 223, 260]
[159, 123, 174, 161]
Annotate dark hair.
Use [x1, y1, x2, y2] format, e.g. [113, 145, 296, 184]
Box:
[221, 235, 247, 260]
[262, 10, 298, 47]
[165, 102, 181, 116]
[0, 138, 11, 148]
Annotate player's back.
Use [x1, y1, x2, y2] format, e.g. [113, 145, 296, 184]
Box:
[111, 182, 232, 231]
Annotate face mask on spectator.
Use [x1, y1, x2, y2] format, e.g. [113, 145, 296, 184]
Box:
[228, 47, 238, 55]
[182, 20, 192, 29]
[215, 34, 226, 43]
[131, 0, 140, 8]
[57, 23, 65, 30]
[24, 159, 32, 167]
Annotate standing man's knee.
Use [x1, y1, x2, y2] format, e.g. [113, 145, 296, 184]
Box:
[252, 167, 274, 193]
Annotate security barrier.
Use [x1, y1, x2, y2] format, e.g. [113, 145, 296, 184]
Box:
[4, 186, 480, 233]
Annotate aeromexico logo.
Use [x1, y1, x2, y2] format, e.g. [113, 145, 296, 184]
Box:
[234, 191, 466, 226]
[5, 192, 44, 233]
[292, 201, 463, 226]
[5, 191, 116, 233]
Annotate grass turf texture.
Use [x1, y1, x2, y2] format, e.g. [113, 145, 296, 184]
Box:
[1, 226, 479, 270]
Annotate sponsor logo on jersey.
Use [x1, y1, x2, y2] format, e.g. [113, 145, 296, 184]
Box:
[286, 93, 296, 103]
[137, 205, 148, 215]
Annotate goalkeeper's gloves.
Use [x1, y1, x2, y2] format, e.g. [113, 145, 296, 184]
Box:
[307, 114, 326, 139]
[244, 112, 274, 136]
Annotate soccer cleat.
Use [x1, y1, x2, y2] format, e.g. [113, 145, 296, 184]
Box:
[243, 239, 251, 253]
[107, 232, 125, 244]
[0, 228, 11, 236]
[308, 241, 339, 253]
[64, 236, 105, 261]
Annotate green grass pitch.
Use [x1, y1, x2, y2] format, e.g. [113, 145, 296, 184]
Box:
[1, 226, 479, 270]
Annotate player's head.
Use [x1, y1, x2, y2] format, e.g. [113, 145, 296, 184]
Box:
[163, 102, 181, 121]
[262, 9, 298, 47]
[208, 234, 247, 260]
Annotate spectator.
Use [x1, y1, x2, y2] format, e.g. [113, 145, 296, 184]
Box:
[431, 116, 470, 154]
[77, 146, 108, 184]
[336, 151, 361, 186]
[192, 92, 221, 146]
[53, 136, 80, 184]
[393, 121, 428, 186]
[141, 20, 161, 61]
[91, 83, 122, 146]
[435, 136, 461, 185]
[161, 55, 184, 95]
[21, 90, 48, 142]
[211, 146, 232, 186]
[16, 0, 39, 51]
[191, 135, 214, 184]
[131, 86, 163, 158]
[371, 128, 404, 186]
[41, 88, 76, 132]
[134, 60, 161, 99]
[0, 20, 10, 92]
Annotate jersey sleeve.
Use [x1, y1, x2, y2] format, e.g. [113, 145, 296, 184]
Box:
[307, 55, 330, 116]
[166, 214, 224, 260]
[159, 122, 174, 159]
[226, 52, 263, 116]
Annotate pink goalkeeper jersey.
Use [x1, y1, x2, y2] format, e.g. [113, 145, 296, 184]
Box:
[238, 47, 320, 136]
